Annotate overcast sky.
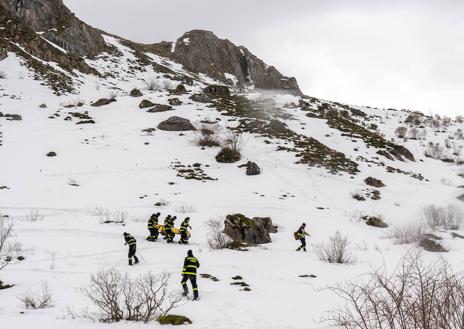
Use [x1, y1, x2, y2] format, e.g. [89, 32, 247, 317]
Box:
[65, 0, 464, 115]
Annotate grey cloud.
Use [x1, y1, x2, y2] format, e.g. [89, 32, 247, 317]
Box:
[65, 0, 464, 114]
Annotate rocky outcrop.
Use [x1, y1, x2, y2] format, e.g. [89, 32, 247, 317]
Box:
[0, 0, 106, 57]
[204, 85, 230, 97]
[130, 88, 143, 97]
[158, 116, 196, 131]
[139, 99, 155, 109]
[169, 30, 302, 95]
[245, 161, 260, 176]
[91, 98, 116, 107]
[223, 214, 277, 244]
[216, 148, 241, 163]
[364, 177, 385, 188]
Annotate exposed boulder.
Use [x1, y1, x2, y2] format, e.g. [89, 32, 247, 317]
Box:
[269, 119, 287, 133]
[4, 113, 22, 121]
[46, 151, 57, 157]
[246, 161, 260, 176]
[147, 104, 174, 113]
[364, 177, 385, 188]
[362, 215, 388, 228]
[419, 238, 447, 252]
[215, 147, 241, 163]
[190, 93, 212, 103]
[174, 84, 187, 94]
[130, 88, 143, 97]
[158, 116, 196, 131]
[223, 214, 277, 244]
[169, 30, 302, 94]
[168, 98, 182, 106]
[203, 85, 230, 97]
[91, 98, 115, 107]
[158, 315, 192, 325]
[39, 103, 47, 108]
[139, 99, 155, 109]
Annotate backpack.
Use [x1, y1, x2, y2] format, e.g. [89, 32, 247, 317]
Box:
[293, 231, 299, 240]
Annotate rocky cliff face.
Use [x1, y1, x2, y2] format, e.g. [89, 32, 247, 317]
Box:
[0, 0, 106, 57]
[170, 30, 302, 95]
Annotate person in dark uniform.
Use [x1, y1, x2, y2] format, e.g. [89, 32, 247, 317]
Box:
[123, 232, 139, 265]
[166, 216, 177, 243]
[179, 217, 192, 244]
[147, 212, 160, 241]
[296, 223, 310, 252]
[163, 215, 172, 240]
[181, 249, 200, 300]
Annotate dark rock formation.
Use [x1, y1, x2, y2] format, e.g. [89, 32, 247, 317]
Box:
[174, 84, 187, 94]
[130, 88, 143, 97]
[147, 104, 174, 113]
[91, 98, 115, 107]
[169, 30, 302, 95]
[362, 215, 388, 228]
[0, 0, 106, 57]
[216, 148, 241, 163]
[139, 99, 155, 109]
[364, 177, 385, 188]
[158, 116, 196, 131]
[419, 238, 447, 252]
[3, 113, 22, 121]
[168, 98, 182, 106]
[46, 151, 57, 157]
[223, 214, 276, 244]
[269, 119, 287, 133]
[203, 85, 230, 97]
[245, 161, 260, 176]
[190, 93, 212, 103]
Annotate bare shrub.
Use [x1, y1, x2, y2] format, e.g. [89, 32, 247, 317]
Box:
[425, 142, 445, 159]
[455, 128, 463, 140]
[423, 204, 463, 230]
[82, 269, 181, 323]
[23, 210, 43, 222]
[99, 210, 127, 225]
[144, 79, 161, 91]
[325, 253, 464, 329]
[456, 115, 464, 124]
[315, 231, 354, 264]
[395, 126, 407, 138]
[387, 220, 428, 244]
[19, 282, 54, 309]
[351, 191, 365, 201]
[194, 125, 220, 147]
[0, 216, 21, 271]
[175, 205, 196, 214]
[445, 138, 452, 149]
[206, 218, 232, 250]
[224, 131, 245, 153]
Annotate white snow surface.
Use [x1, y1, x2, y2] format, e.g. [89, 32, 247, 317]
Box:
[1, 36, 464, 329]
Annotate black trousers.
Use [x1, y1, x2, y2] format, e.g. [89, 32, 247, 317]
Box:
[180, 232, 189, 242]
[128, 245, 139, 263]
[165, 228, 174, 242]
[148, 228, 158, 239]
[181, 274, 198, 298]
[297, 238, 306, 250]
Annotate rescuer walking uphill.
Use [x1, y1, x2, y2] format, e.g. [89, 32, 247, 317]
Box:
[147, 212, 160, 241]
[123, 232, 139, 265]
[181, 250, 200, 300]
[179, 217, 191, 244]
[295, 223, 310, 252]
[166, 216, 177, 243]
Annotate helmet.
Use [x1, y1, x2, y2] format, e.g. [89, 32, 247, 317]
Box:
[302, 223, 306, 227]
[123, 232, 128, 236]
[187, 249, 193, 257]
[185, 217, 190, 221]
[156, 212, 160, 217]
[172, 216, 177, 220]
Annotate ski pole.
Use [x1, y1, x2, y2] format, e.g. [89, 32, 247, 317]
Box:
[137, 251, 146, 263]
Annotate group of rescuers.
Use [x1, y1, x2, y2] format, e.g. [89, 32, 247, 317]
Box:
[122, 212, 310, 301]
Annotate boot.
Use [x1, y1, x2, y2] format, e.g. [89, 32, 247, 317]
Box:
[134, 256, 140, 264]
[193, 292, 199, 301]
[303, 248, 307, 252]
[129, 259, 133, 266]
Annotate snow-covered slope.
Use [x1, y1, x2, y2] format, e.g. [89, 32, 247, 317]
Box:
[1, 17, 464, 329]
